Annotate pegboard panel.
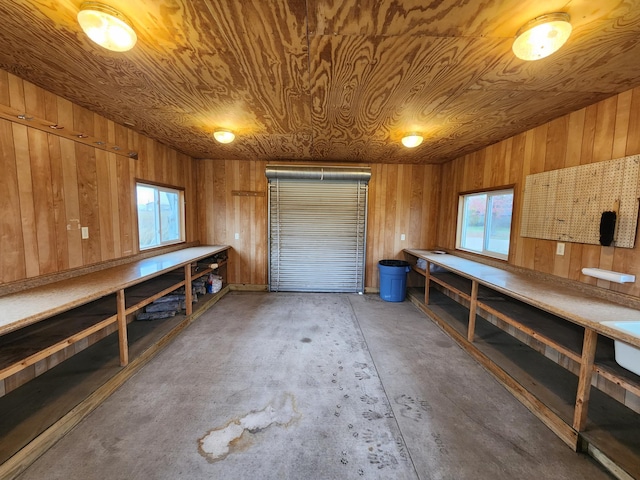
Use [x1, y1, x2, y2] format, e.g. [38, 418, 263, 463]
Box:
[521, 155, 640, 248]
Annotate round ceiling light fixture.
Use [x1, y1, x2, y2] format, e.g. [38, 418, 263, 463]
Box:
[401, 133, 423, 148]
[214, 130, 235, 144]
[77, 2, 137, 52]
[512, 12, 572, 61]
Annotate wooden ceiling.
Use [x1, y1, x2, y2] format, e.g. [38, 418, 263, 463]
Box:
[1, 1, 639, 164]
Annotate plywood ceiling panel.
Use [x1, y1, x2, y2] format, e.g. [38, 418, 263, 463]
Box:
[0, 0, 638, 164]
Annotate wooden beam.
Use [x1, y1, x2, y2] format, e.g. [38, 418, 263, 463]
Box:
[573, 328, 598, 431]
[123, 281, 186, 316]
[116, 289, 129, 367]
[0, 315, 118, 381]
[228, 284, 269, 292]
[231, 190, 265, 197]
[467, 280, 478, 342]
[184, 264, 193, 316]
[424, 262, 431, 305]
[593, 364, 640, 398]
[0, 104, 138, 160]
[478, 302, 582, 364]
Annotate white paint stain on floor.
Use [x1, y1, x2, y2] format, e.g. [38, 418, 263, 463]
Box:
[198, 393, 299, 462]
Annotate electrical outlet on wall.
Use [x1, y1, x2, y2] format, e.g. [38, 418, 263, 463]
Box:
[401, 234, 406, 241]
[234, 233, 240, 240]
[81, 227, 89, 239]
[556, 242, 565, 255]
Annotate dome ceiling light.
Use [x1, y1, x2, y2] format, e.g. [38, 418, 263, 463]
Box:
[512, 12, 572, 61]
[214, 130, 236, 144]
[77, 2, 137, 52]
[401, 133, 423, 148]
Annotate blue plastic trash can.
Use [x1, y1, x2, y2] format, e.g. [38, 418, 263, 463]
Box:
[378, 260, 411, 302]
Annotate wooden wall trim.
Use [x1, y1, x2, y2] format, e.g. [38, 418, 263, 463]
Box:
[0, 103, 138, 159]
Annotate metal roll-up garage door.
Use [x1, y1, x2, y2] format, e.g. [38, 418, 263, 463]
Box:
[267, 166, 370, 293]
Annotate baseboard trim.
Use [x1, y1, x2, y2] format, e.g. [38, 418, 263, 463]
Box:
[229, 284, 269, 292]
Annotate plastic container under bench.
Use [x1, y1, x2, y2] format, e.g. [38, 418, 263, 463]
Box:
[602, 321, 640, 376]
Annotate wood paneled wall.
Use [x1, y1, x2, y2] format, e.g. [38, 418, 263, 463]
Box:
[196, 160, 441, 288]
[0, 71, 198, 284]
[9, 65, 637, 297]
[437, 86, 640, 297]
[366, 163, 441, 288]
[196, 160, 269, 286]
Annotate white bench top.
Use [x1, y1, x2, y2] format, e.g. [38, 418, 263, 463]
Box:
[0, 245, 229, 336]
[405, 249, 640, 349]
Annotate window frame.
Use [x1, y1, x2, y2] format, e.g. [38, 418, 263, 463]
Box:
[135, 180, 186, 251]
[455, 186, 514, 261]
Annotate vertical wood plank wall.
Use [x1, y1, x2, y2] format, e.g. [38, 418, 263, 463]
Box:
[367, 163, 441, 288]
[4, 68, 639, 300]
[0, 71, 198, 284]
[436, 86, 640, 297]
[196, 160, 269, 286]
[196, 160, 441, 288]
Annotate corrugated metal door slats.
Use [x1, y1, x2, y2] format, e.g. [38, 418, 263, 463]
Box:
[269, 179, 367, 293]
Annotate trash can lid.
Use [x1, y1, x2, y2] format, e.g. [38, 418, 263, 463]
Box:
[379, 259, 410, 267]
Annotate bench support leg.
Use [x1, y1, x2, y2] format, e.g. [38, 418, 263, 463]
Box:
[573, 328, 598, 431]
[185, 264, 193, 316]
[467, 281, 479, 342]
[117, 288, 129, 367]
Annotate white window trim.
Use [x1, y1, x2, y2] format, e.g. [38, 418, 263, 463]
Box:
[456, 188, 513, 261]
[136, 182, 186, 251]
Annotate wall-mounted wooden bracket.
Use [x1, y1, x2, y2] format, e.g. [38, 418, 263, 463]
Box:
[0, 104, 138, 160]
[231, 190, 266, 197]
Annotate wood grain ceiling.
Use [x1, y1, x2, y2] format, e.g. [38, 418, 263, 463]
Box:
[0, 1, 639, 164]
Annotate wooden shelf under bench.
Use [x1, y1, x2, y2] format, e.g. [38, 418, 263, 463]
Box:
[0, 245, 230, 391]
[0, 245, 231, 478]
[405, 248, 640, 479]
[0, 295, 118, 382]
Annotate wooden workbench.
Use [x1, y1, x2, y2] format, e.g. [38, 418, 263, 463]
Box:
[404, 248, 640, 478]
[0, 245, 229, 385]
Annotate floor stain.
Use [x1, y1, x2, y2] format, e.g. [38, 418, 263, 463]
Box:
[198, 393, 299, 463]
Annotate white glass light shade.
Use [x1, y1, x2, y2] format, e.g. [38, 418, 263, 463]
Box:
[401, 134, 423, 148]
[77, 2, 137, 52]
[214, 130, 235, 144]
[512, 13, 572, 61]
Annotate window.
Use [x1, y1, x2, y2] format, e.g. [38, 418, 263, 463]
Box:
[456, 188, 513, 260]
[136, 182, 185, 250]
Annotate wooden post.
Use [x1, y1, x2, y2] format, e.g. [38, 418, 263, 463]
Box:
[573, 328, 598, 431]
[467, 280, 478, 342]
[424, 262, 431, 305]
[116, 289, 129, 367]
[184, 264, 193, 316]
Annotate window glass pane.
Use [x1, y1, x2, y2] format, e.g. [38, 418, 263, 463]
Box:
[137, 183, 184, 250]
[461, 194, 486, 252]
[457, 189, 513, 259]
[486, 193, 513, 255]
[137, 185, 159, 249]
[160, 190, 180, 242]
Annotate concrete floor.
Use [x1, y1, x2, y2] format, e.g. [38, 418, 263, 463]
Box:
[17, 292, 610, 479]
